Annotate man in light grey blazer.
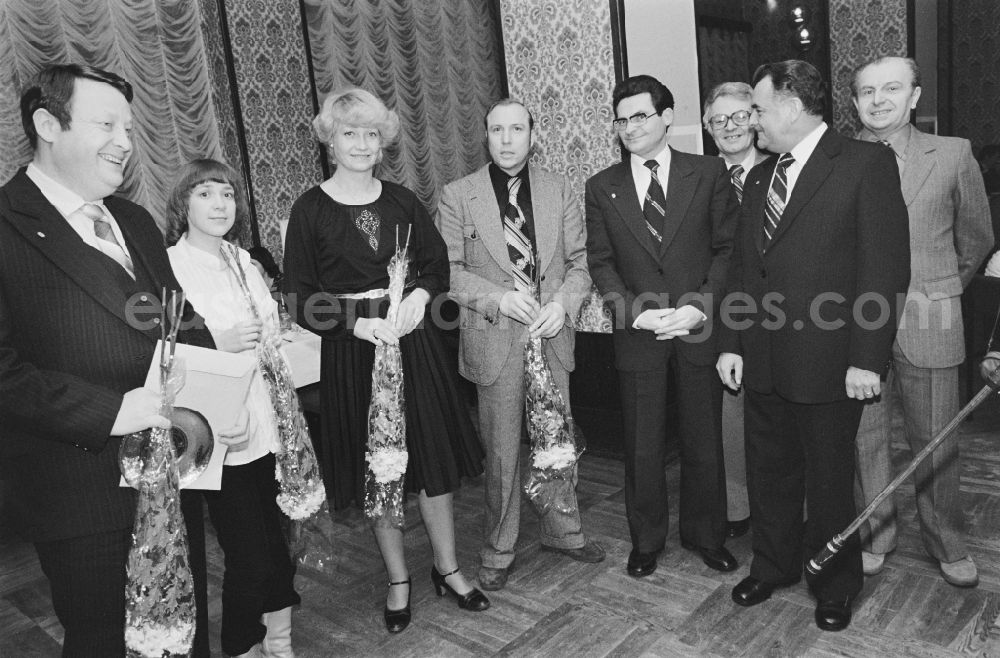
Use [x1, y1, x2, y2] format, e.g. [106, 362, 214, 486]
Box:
[852, 56, 992, 587]
[437, 99, 605, 591]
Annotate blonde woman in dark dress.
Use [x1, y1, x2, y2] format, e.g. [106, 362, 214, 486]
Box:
[282, 89, 488, 633]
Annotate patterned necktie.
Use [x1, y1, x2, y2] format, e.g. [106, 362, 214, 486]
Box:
[763, 153, 795, 249]
[729, 164, 745, 205]
[503, 177, 534, 292]
[643, 160, 666, 243]
[79, 203, 134, 276]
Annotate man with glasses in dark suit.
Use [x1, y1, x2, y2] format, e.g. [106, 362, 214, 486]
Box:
[585, 74, 740, 580]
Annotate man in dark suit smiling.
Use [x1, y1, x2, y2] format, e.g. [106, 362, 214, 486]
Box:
[585, 75, 739, 579]
[717, 60, 910, 632]
[0, 64, 216, 657]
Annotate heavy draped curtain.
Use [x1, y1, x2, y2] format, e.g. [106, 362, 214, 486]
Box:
[0, 0, 227, 229]
[302, 0, 505, 215]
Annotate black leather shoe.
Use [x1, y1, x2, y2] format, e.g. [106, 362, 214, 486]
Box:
[431, 566, 490, 611]
[731, 576, 776, 607]
[626, 548, 659, 578]
[727, 517, 750, 538]
[383, 578, 411, 633]
[681, 541, 738, 572]
[815, 598, 852, 631]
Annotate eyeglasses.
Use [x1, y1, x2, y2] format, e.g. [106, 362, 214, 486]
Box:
[612, 112, 652, 130]
[707, 110, 752, 130]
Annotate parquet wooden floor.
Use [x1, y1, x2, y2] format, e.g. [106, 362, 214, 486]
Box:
[3, 396, 999, 657]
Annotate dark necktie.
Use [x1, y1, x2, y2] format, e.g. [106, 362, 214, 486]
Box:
[78, 202, 135, 276]
[729, 164, 745, 205]
[643, 160, 665, 243]
[763, 153, 795, 249]
[503, 177, 534, 292]
[878, 139, 902, 174]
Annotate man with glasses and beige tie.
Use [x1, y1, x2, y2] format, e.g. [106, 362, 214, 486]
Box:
[584, 74, 740, 580]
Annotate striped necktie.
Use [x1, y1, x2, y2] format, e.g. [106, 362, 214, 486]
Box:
[763, 153, 795, 249]
[729, 164, 745, 205]
[503, 177, 534, 292]
[643, 160, 665, 243]
[78, 203, 135, 277]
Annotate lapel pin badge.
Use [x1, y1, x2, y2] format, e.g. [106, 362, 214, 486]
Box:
[611, 193, 617, 199]
[36, 231, 46, 238]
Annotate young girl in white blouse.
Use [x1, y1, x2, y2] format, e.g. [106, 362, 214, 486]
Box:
[166, 159, 299, 658]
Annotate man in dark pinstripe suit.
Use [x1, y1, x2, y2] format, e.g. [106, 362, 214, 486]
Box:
[0, 64, 216, 657]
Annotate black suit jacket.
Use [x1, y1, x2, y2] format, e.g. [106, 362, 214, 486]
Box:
[0, 169, 212, 542]
[719, 129, 911, 403]
[585, 148, 739, 370]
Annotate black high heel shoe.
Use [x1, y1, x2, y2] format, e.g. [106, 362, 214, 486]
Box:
[431, 566, 490, 611]
[383, 578, 411, 633]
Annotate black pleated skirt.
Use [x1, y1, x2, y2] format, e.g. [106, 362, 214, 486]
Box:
[317, 323, 484, 511]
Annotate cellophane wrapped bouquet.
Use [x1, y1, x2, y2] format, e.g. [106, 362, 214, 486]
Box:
[523, 282, 583, 517]
[363, 233, 410, 529]
[221, 244, 326, 520]
[124, 302, 196, 658]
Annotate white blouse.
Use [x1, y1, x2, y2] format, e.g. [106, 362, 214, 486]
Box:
[168, 235, 281, 466]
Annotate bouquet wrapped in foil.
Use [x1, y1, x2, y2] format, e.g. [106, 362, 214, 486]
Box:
[221, 245, 326, 520]
[124, 291, 196, 658]
[523, 281, 583, 517]
[260, 345, 326, 519]
[364, 229, 410, 529]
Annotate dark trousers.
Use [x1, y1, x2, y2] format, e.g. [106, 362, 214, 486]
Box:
[618, 351, 726, 553]
[204, 454, 300, 656]
[745, 389, 864, 600]
[34, 491, 209, 658]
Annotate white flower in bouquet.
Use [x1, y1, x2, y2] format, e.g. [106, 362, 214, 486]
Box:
[532, 443, 577, 472]
[366, 448, 408, 484]
[276, 474, 327, 520]
[125, 618, 194, 657]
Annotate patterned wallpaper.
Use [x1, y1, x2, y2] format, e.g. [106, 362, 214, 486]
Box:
[949, 1, 1000, 151]
[197, 0, 245, 218]
[498, 0, 620, 332]
[498, 0, 620, 201]
[828, 0, 908, 136]
[217, 0, 323, 261]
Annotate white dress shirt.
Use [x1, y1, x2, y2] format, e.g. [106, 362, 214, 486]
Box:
[26, 162, 134, 266]
[168, 235, 282, 466]
[985, 251, 1000, 278]
[630, 144, 672, 207]
[767, 122, 828, 198]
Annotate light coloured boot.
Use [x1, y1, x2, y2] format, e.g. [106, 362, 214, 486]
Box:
[260, 606, 295, 658]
